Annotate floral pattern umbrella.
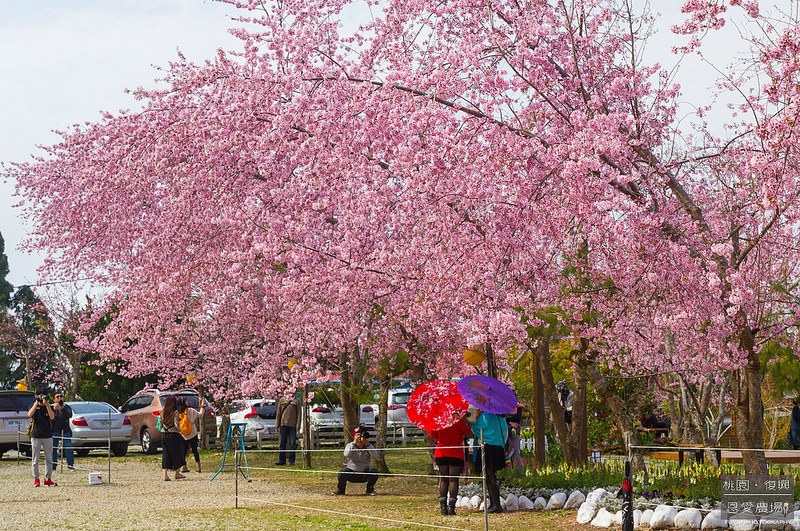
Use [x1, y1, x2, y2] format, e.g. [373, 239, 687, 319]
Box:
[407, 379, 470, 431]
[457, 375, 518, 415]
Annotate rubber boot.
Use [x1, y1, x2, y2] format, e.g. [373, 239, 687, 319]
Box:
[489, 484, 503, 513]
[439, 496, 448, 515]
[447, 497, 457, 515]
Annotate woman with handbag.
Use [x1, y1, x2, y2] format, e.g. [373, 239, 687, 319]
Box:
[159, 396, 186, 481]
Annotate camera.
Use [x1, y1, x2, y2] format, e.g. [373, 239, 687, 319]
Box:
[57, 400, 64, 406]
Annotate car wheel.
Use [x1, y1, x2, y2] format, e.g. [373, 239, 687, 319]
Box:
[75, 448, 90, 457]
[111, 442, 128, 457]
[141, 427, 157, 454]
[23, 446, 32, 458]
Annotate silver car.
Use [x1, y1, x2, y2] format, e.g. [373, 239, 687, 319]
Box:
[0, 390, 36, 458]
[218, 399, 278, 442]
[66, 401, 132, 457]
[377, 387, 415, 428]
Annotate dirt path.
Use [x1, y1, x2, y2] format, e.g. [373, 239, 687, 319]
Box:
[0, 452, 596, 530]
[0, 455, 311, 530]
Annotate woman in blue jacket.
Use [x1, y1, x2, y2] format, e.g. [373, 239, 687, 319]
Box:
[471, 410, 507, 513]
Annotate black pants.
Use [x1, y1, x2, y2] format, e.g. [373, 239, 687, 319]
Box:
[337, 467, 378, 493]
[185, 435, 200, 463]
[277, 426, 297, 464]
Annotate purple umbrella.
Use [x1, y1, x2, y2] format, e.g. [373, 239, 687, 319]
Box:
[457, 375, 517, 415]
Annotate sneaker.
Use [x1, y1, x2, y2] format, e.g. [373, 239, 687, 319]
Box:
[43, 478, 57, 487]
[33, 478, 40, 487]
[366, 490, 376, 496]
[331, 490, 345, 496]
[274, 462, 285, 466]
[67, 466, 76, 471]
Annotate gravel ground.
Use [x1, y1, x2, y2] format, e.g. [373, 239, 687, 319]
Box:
[0, 452, 312, 530]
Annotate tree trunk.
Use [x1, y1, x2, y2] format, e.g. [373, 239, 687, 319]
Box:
[374, 367, 390, 473]
[537, 337, 579, 465]
[339, 349, 359, 445]
[531, 347, 546, 467]
[731, 333, 768, 475]
[575, 352, 646, 474]
[571, 348, 588, 464]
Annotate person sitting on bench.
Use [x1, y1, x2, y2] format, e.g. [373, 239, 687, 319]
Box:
[641, 409, 669, 438]
[332, 425, 379, 495]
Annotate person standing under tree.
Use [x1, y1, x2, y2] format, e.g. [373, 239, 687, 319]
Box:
[556, 381, 574, 430]
[159, 396, 186, 481]
[274, 393, 301, 466]
[505, 402, 524, 473]
[51, 391, 74, 471]
[471, 410, 507, 513]
[177, 398, 203, 473]
[790, 398, 800, 450]
[430, 416, 471, 515]
[28, 388, 56, 486]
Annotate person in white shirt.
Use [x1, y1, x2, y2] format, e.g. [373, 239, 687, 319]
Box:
[556, 381, 574, 429]
[332, 425, 379, 495]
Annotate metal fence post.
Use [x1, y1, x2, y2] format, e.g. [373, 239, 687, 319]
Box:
[235, 449, 239, 509]
[107, 408, 112, 484]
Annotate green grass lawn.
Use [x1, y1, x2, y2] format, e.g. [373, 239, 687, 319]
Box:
[109, 446, 588, 530]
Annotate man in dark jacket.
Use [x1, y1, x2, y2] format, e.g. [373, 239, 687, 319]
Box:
[275, 393, 301, 466]
[51, 391, 74, 471]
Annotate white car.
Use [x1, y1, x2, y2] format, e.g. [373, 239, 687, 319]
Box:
[309, 403, 376, 433]
[218, 399, 277, 442]
[67, 401, 132, 457]
[375, 387, 415, 429]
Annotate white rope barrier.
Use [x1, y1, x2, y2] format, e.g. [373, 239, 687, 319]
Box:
[15, 429, 115, 482]
[235, 495, 475, 531]
[242, 465, 484, 480]
[631, 444, 800, 452]
[236, 444, 476, 453]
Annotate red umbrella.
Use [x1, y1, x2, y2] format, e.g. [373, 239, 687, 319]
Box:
[407, 379, 470, 431]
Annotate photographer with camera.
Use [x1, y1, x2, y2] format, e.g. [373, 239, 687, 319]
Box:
[51, 391, 74, 471]
[27, 388, 56, 487]
[331, 425, 379, 496]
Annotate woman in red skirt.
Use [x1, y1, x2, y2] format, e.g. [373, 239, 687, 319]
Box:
[429, 417, 471, 515]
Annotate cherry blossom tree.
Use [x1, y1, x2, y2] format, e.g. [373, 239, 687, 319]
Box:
[10, 0, 800, 474]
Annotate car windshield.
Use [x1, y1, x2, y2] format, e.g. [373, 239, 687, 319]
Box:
[0, 393, 36, 412]
[70, 402, 115, 414]
[391, 393, 411, 405]
[175, 394, 210, 410]
[253, 404, 276, 419]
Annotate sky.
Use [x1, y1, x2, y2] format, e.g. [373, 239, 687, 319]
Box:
[0, 1, 744, 296]
[0, 0, 242, 290]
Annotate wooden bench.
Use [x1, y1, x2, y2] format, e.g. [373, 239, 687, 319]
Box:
[649, 445, 721, 466]
[719, 450, 800, 464]
[649, 448, 800, 465]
